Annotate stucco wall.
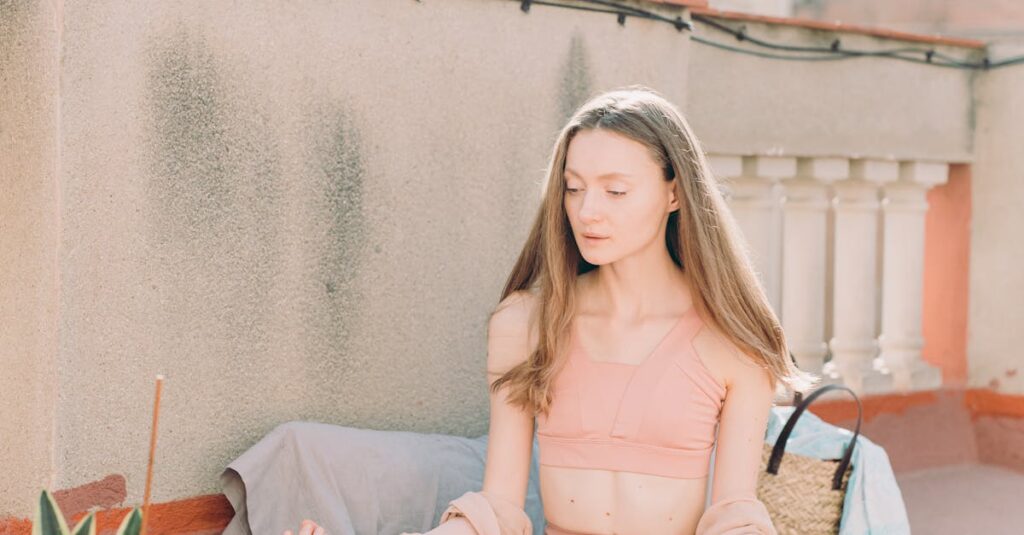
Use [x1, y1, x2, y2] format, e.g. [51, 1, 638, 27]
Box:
[686, 18, 979, 161]
[966, 41, 1024, 393]
[921, 164, 972, 386]
[0, 0, 1002, 518]
[3, 0, 697, 514]
[0, 0, 61, 516]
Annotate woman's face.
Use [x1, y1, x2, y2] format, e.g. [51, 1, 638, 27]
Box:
[563, 128, 679, 266]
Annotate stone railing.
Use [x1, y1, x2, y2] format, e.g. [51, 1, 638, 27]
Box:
[710, 155, 950, 394]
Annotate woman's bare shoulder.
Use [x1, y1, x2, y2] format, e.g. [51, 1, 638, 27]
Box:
[487, 289, 541, 375]
[692, 320, 770, 390]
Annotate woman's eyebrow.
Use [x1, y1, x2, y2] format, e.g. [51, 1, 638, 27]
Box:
[564, 168, 633, 180]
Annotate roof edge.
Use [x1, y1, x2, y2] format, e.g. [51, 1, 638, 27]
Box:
[687, 5, 986, 49]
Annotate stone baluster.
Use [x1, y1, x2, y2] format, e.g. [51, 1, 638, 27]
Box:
[830, 159, 897, 393]
[778, 157, 832, 378]
[712, 155, 784, 312]
[878, 161, 947, 391]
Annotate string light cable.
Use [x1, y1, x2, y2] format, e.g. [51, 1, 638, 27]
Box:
[514, 0, 1024, 70]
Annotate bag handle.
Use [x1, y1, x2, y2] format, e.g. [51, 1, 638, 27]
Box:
[765, 384, 863, 491]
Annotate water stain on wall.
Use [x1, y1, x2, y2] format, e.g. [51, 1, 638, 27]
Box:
[559, 31, 594, 124]
[141, 25, 283, 385]
[139, 25, 294, 492]
[300, 101, 368, 397]
[0, 1, 29, 76]
[144, 27, 236, 241]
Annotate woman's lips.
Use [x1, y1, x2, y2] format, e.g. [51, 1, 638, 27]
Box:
[583, 234, 609, 244]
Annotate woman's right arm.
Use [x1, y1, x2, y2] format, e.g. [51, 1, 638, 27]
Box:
[481, 290, 539, 509]
[411, 290, 539, 535]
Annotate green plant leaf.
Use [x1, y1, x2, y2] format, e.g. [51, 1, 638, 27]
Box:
[32, 489, 70, 535]
[71, 512, 96, 535]
[115, 507, 143, 535]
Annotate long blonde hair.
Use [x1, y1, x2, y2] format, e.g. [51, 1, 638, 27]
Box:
[490, 86, 818, 417]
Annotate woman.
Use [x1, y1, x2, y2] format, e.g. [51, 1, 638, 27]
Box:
[290, 86, 816, 535]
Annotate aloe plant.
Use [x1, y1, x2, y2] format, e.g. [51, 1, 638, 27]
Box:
[32, 489, 143, 535]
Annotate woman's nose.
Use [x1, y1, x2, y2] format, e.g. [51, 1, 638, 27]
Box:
[578, 191, 603, 223]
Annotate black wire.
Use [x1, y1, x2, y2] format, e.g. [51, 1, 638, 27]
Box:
[573, 0, 693, 29]
[573, 0, 660, 18]
[690, 15, 993, 68]
[514, 0, 1024, 70]
[993, 56, 1024, 68]
[691, 35, 872, 62]
[522, 0, 691, 30]
[693, 15, 936, 58]
[523, 0, 626, 16]
[693, 34, 987, 68]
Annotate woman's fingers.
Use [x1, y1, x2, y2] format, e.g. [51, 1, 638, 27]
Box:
[283, 519, 324, 535]
[299, 519, 317, 535]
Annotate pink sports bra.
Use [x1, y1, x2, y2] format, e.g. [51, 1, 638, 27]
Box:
[535, 306, 726, 479]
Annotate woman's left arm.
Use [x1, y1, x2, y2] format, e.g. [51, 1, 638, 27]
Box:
[695, 339, 778, 535]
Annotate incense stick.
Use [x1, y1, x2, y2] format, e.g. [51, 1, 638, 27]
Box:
[141, 374, 164, 535]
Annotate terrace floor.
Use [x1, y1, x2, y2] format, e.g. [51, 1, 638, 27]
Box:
[896, 463, 1024, 534]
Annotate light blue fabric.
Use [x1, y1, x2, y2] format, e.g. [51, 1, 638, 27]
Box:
[763, 406, 911, 535]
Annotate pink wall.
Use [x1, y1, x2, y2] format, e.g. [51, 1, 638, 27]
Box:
[921, 164, 972, 386]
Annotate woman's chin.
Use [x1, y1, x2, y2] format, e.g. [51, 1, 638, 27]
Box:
[581, 254, 612, 266]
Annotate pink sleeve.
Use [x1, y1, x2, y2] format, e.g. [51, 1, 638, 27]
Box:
[439, 491, 502, 534]
[401, 490, 533, 535]
[695, 492, 777, 535]
[478, 490, 533, 535]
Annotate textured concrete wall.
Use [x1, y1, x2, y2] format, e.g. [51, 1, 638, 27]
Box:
[1, 0, 695, 515]
[686, 19, 979, 161]
[0, 0, 61, 517]
[966, 41, 1024, 394]
[0, 0, 999, 519]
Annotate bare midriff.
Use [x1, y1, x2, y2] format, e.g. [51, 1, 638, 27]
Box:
[538, 463, 708, 534]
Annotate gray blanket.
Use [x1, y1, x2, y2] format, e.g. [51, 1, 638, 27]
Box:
[220, 421, 547, 535]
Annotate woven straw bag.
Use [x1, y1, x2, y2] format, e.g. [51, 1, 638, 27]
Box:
[756, 384, 863, 535]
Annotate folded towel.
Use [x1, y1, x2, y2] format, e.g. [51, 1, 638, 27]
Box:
[220, 421, 546, 535]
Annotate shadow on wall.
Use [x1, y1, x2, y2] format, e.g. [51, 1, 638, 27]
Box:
[559, 31, 594, 126]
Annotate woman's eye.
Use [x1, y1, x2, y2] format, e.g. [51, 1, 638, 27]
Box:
[565, 188, 626, 196]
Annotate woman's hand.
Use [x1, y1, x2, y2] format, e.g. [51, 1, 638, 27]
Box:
[282, 519, 326, 535]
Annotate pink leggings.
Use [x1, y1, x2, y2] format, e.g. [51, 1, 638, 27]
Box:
[544, 520, 593, 535]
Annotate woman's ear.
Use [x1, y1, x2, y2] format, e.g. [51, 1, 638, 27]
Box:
[667, 181, 680, 213]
